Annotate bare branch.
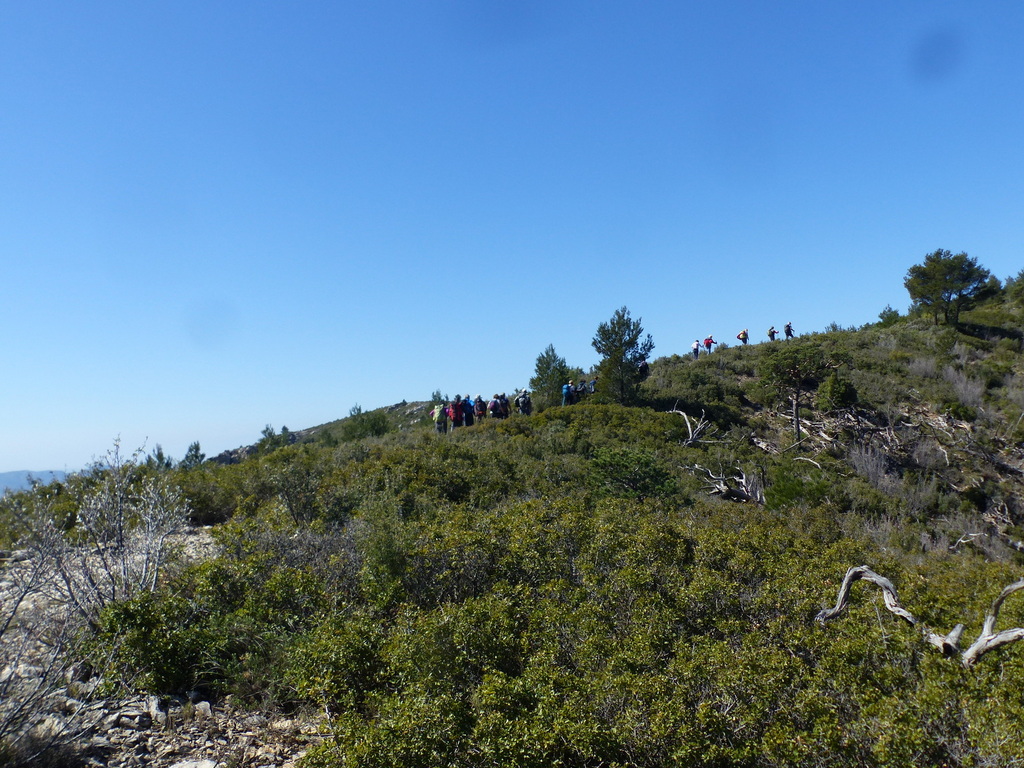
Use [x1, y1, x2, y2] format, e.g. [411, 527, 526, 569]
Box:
[793, 457, 822, 469]
[962, 578, 1024, 666]
[819, 565, 1024, 666]
[687, 464, 765, 505]
[668, 405, 719, 446]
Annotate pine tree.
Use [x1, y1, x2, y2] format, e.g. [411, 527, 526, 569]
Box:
[529, 344, 580, 411]
[592, 306, 654, 405]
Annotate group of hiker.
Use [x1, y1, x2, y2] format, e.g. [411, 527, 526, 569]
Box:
[561, 376, 600, 406]
[430, 391, 533, 433]
[692, 322, 794, 358]
[431, 322, 799, 433]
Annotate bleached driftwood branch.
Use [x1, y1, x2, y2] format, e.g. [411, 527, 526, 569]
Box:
[688, 465, 764, 505]
[817, 565, 1024, 667]
[961, 579, 1024, 666]
[669, 405, 719, 446]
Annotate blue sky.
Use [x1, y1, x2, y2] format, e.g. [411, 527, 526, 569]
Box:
[2, 1, 1023, 472]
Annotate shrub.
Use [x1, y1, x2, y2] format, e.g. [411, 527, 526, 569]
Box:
[816, 372, 858, 412]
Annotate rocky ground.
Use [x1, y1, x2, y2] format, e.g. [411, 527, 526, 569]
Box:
[1, 528, 324, 768]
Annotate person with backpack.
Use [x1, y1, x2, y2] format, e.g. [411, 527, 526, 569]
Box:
[515, 389, 532, 415]
[449, 394, 464, 429]
[562, 380, 574, 406]
[462, 395, 475, 426]
[430, 402, 449, 434]
[489, 394, 503, 418]
[784, 322, 795, 339]
[737, 329, 749, 345]
[767, 326, 778, 341]
[637, 359, 650, 379]
[703, 336, 717, 354]
[474, 394, 487, 421]
[499, 393, 510, 418]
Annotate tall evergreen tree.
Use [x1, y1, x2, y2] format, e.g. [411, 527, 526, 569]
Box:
[905, 249, 995, 325]
[529, 344, 581, 411]
[592, 306, 654, 405]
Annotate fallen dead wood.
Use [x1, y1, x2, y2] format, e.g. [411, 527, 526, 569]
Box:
[817, 565, 1024, 667]
[668, 405, 719, 446]
[687, 464, 765, 505]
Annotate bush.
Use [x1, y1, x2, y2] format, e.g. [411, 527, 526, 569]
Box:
[816, 372, 859, 412]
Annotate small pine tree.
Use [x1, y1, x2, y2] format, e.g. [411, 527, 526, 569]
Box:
[529, 344, 582, 411]
[592, 306, 654, 406]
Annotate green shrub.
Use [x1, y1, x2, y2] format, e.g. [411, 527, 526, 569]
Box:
[816, 372, 859, 412]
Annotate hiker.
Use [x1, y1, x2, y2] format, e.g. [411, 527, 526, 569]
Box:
[474, 394, 487, 421]
[499, 393, 511, 418]
[562, 380, 574, 406]
[430, 402, 448, 434]
[703, 336, 717, 354]
[575, 379, 588, 400]
[489, 394, 503, 419]
[449, 395, 464, 429]
[638, 360, 650, 379]
[588, 377, 598, 394]
[692, 340, 701, 359]
[784, 322, 794, 339]
[462, 395, 475, 427]
[737, 329, 749, 345]
[767, 326, 778, 341]
[515, 389, 532, 415]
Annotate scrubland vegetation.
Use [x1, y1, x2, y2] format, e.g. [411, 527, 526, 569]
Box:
[6, 257, 1024, 766]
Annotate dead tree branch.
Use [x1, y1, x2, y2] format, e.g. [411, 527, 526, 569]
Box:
[961, 579, 1024, 666]
[818, 565, 1024, 666]
[688, 465, 765, 505]
[669, 405, 719, 446]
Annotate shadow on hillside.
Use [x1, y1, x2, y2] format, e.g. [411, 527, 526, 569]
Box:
[957, 322, 1023, 344]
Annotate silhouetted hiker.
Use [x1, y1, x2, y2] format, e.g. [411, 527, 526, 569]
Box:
[475, 395, 487, 421]
[638, 360, 650, 379]
[767, 326, 778, 341]
[499, 393, 510, 418]
[784, 322, 794, 339]
[737, 329, 749, 345]
[462, 395, 475, 427]
[703, 336, 717, 354]
[692, 340, 701, 359]
[588, 377, 598, 394]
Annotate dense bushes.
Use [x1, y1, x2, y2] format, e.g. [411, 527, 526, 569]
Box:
[86, 484, 1024, 766]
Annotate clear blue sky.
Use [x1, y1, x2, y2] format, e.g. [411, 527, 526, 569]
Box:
[3, 1, 1023, 472]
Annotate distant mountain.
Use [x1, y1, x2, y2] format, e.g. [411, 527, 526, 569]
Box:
[0, 470, 66, 494]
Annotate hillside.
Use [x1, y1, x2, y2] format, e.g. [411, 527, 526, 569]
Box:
[5, 282, 1024, 767]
